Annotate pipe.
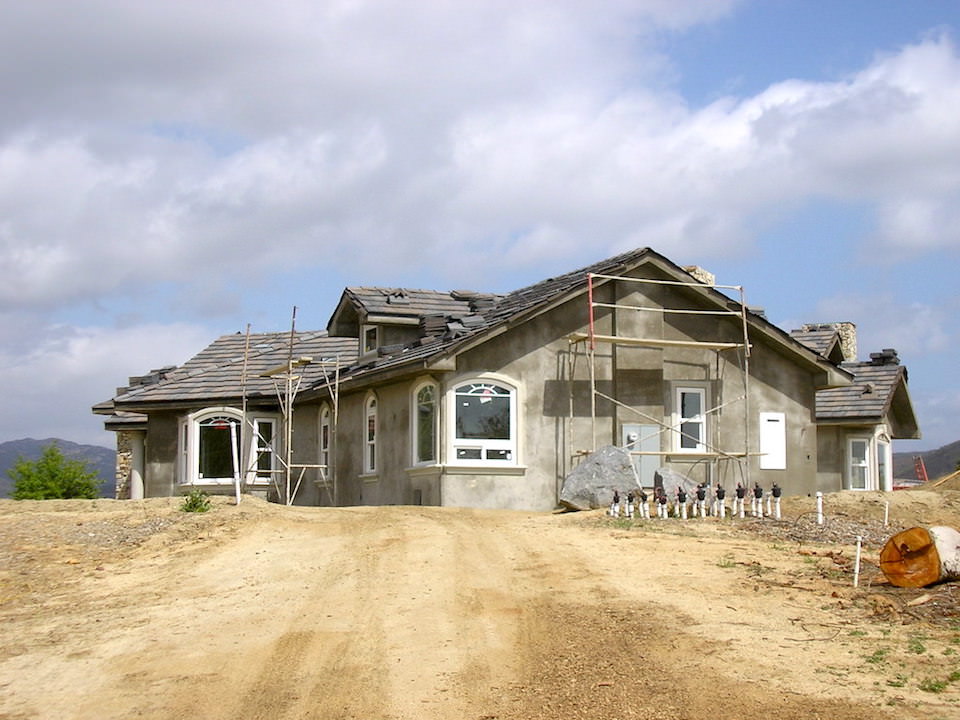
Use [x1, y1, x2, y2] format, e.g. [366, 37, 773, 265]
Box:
[853, 535, 862, 588]
[816, 492, 824, 526]
[884, 501, 890, 527]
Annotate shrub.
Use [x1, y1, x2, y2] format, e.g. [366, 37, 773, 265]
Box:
[180, 488, 211, 513]
[10, 443, 99, 500]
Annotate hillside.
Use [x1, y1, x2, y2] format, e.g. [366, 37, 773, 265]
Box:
[1, 491, 959, 719]
[0, 438, 115, 498]
[894, 438, 960, 481]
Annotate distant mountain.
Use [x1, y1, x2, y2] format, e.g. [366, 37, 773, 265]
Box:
[894, 439, 960, 482]
[0, 438, 115, 498]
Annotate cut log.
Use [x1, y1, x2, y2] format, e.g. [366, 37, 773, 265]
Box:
[879, 526, 960, 588]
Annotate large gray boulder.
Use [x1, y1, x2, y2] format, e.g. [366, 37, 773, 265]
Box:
[560, 445, 641, 511]
[653, 467, 696, 499]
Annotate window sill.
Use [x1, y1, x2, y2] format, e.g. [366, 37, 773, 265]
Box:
[180, 478, 270, 486]
[359, 473, 379, 484]
[441, 464, 527, 476]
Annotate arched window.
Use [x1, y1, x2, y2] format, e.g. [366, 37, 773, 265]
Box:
[412, 381, 437, 465]
[451, 380, 516, 464]
[364, 394, 377, 474]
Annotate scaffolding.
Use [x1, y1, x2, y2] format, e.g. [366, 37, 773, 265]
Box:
[238, 308, 343, 506]
[567, 271, 755, 489]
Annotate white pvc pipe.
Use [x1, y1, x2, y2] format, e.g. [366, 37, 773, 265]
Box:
[884, 501, 889, 527]
[854, 535, 863, 587]
[816, 492, 824, 525]
[230, 421, 242, 505]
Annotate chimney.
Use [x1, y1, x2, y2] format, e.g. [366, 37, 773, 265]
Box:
[682, 266, 716, 286]
[835, 322, 858, 362]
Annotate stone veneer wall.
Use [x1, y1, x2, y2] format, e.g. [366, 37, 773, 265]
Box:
[114, 430, 134, 500]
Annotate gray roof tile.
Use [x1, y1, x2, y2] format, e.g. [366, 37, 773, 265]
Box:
[113, 332, 358, 406]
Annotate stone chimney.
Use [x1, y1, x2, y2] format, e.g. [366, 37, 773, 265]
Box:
[834, 322, 857, 362]
[683, 266, 716, 286]
[801, 322, 857, 362]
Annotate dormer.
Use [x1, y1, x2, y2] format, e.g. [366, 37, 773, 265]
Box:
[326, 286, 487, 356]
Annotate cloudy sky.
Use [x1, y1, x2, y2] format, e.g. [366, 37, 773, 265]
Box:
[1, 0, 958, 454]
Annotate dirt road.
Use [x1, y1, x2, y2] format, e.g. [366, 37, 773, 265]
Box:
[1, 492, 959, 719]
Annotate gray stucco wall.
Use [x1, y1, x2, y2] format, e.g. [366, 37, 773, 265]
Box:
[145, 411, 179, 497]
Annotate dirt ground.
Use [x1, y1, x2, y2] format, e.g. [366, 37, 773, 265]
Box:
[2, 488, 960, 720]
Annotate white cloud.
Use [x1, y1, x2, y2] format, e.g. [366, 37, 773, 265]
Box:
[812, 294, 951, 359]
[0, 320, 213, 445]
[0, 0, 959, 447]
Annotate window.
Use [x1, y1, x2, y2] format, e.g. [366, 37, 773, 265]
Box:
[251, 418, 276, 480]
[319, 405, 331, 479]
[452, 380, 516, 463]
[179, 408, 278, 486]
[848, 438, 869, 490]
[363, 325, 378, 354]
[413, 382, 437, 465]
[364, 394, 377, 474]
[674, 386, 707, 452]
[198, 414, 240, 480]
[877, 436, 890, 491]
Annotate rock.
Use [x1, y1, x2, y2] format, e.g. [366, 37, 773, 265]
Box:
[560, 446, 641, 511]
[653, 467, 696, 499]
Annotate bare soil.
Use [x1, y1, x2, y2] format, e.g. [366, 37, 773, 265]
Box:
[2, 488, 960, 720]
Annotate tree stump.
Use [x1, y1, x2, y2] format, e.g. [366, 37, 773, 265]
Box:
[879, 526, 960, 588]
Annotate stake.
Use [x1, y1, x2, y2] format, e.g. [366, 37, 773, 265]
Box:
[853, 535, 863, 588]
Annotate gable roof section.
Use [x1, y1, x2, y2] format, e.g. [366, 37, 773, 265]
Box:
[327, 287, 498, 334]
[311, 247, 851, 391]
[816, 358, 919, 438]
[110, 331, 358, 409]
[791, 327, 841, 358]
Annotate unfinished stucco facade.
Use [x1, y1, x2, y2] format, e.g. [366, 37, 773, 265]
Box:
[94, 247, 918, 510]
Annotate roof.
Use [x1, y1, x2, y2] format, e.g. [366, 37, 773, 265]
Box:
[110, 331, 358, 408]
[816, 353, 919, 438]
[309, 246, 851, 392]
[790, 327, 839, 357]
[100, 246, 854, 412]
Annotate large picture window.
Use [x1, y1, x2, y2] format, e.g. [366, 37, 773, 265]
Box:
[452, 380, 516, 463]
[179, 408, 277, 486]
[413, 382, 437, 465]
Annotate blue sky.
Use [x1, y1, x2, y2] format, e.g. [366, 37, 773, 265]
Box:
[0, 0, 958, 455]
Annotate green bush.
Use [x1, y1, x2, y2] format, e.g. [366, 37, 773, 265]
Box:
[180, 488, 211, 513]
[10, 443, 99, 500]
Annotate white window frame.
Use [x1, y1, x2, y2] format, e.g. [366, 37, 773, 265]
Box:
[848, 437, 870, 491]
[362, 324, 379, 355]
[412, 379, 438, 466]
[673, 385, 708, 453]
[449, 377, 518, 465]
[319, 404, 331, 483]
[877, 434, 891, 492]
[363, 393, 378, 475]
[178, 407, 279, 486]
